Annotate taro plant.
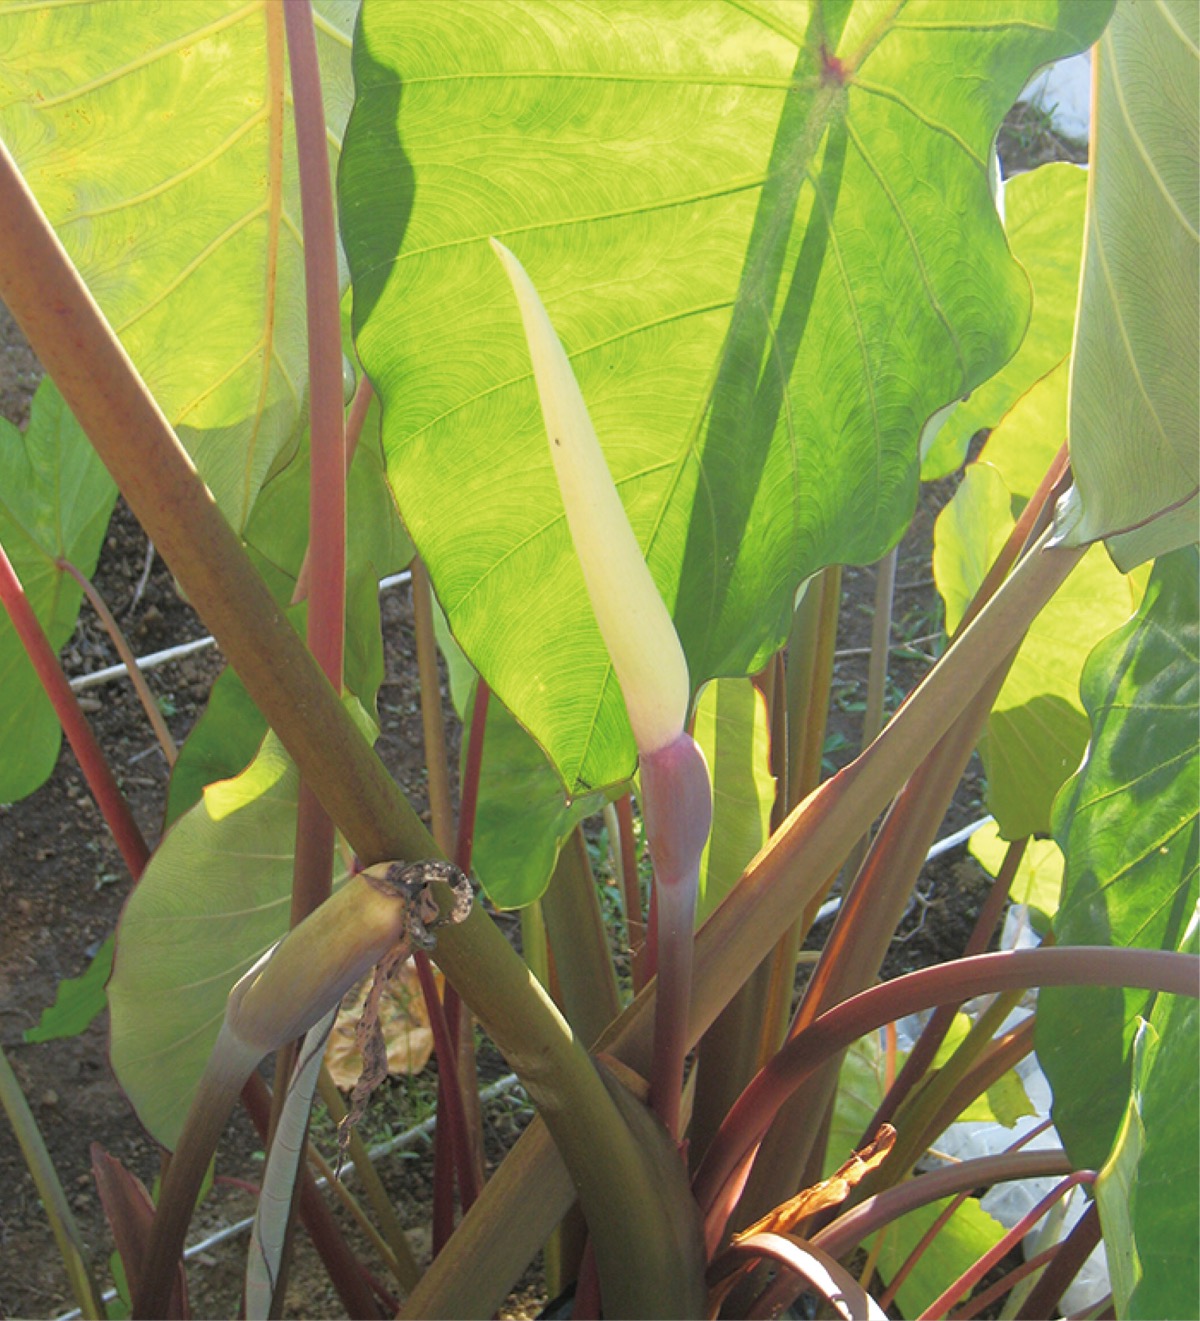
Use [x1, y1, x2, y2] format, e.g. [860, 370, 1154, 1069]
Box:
[0, 1, 1196, 1318]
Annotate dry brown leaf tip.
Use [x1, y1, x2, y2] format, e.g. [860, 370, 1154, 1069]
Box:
[733, 1123, 898, 1242]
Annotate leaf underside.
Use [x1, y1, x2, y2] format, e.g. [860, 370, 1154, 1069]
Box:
[342, 0, 1110, 792]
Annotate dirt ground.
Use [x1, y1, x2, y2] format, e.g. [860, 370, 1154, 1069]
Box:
[0, 114, 1080, 1320]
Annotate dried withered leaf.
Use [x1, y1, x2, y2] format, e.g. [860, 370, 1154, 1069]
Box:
[335, 946, 409, 1173]
[323, 954, 436, 1090]
[732, 1123, 897, 1242]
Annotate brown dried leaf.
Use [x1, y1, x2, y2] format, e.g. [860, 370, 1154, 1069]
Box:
[323, 953, 436, 1090]
[733, 1124, 897, 1243]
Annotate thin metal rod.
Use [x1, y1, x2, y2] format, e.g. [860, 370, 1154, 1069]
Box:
[66, 572, 413, 691]
[50, 1073, 525, 1321]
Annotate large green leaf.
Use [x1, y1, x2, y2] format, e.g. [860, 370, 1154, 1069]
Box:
[110, 721, 368, 1149]
[1056, 0, 1199, 566]
[872, 1196, 1005, 1319]
[0, 378, 117, 802]
[823, 1033, 887, 1178]
[1038, 546, 1199, 1171]
[342, 0, 1111, 793]
[24, 935, 113, 1044]
[1097, 978, 1200, 1321]
[922, 160, 1089, 480]
[933, 433, 1138, 837]
[469, 685, 614, 910]
[165, 414, 410, 823]
[693, 677, 774, 925]
[241, 387, 412, 601]
[0, 0, 359, 530]
[969, 821, 1063, 921]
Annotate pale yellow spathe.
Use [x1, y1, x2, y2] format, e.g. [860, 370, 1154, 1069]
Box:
[490, 238, 690, 753]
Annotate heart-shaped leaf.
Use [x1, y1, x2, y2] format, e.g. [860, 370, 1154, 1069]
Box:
[0, 379, 116, 802]
[0, 1, 360, 529]
[1038, 545, 1199, 1170]
[110, 723, 362, 1149]
[693, 677, 774, 925]
[342, 0, 1112, 792]
[1057, 0, 1199, 564]
[922, 161, 1089, 479]
[933, 365, 1139, 837]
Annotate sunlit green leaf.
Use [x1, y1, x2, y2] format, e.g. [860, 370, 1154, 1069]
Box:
[969, 821, 1063, 920]
[1097, 965, 1199, 1321]
[343, 0, 1110, 792]
[24, 935, 113, 1044]
[166, 419, 409, 822]
[165, 665, 265, 827]
[1057, 0, 1199, 565]
[110, 720, 364, 1148]
[1038, 546, 1199, 1171]
[983, 1068, 1036, 1129]
[0, 0, 360, 530]
[977, 357, 1070, 504]
[0, 378, 116, 802]
[933, 450, 1138, 837]
[871, 1196, 1005, 1319]
[469, 686, 615, 911]
[823, 1033, 888, 1179]
[693, 678, 774, 925]
[923, 161, 1089, 480]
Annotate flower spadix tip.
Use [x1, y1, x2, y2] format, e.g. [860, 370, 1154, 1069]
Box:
[491, 238, 690, 753]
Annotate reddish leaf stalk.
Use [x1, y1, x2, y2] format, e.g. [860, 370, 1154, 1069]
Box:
[865, 837, 1027, 1139]
[430, 676, 491, 1246]
[411, 557, 455, 853]
[414, 948, 480, 1249]
[283, 0, 345, 931]
[1015, 1198, 1102, 1320]
[641, 732, 713, 1141]
[918, 1172, 1097, 1320]
[693, 947, 1196, 1251]
[0, 540, 148, 877]
[948, 1243, 1060, 1321]
[292, 378, 374, 606]
[446, 677, 493, 1176]
[726, 1232, 884, 1320]
[717, 1151, 1077, 1320]
[813, 1150, 1074, 1260]
[615, 792, 648, 991]
[57, 557, 177, 765]
[269, 12, 348, 1277]
[412, 555, 479, 1233]
[571, 1241, 602, 1319]
[877, 1120, 1056, 1312]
